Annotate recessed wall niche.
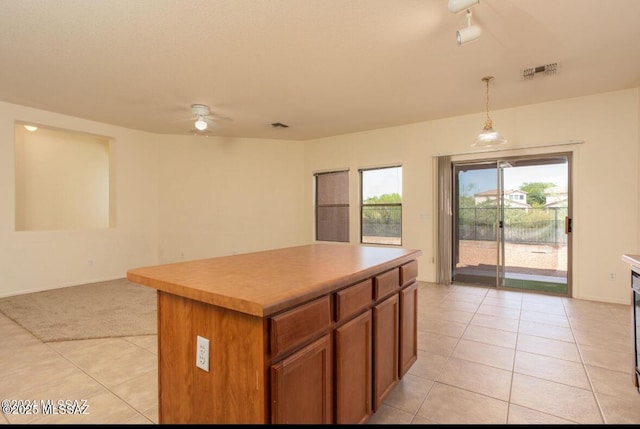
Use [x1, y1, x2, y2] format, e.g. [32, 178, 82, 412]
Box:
[14, 122, 113, 231]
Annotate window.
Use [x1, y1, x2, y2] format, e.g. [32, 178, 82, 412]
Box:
[315, 170, 349, 242]
[14, 122, 112, 231]
[360, 166, 402, 245]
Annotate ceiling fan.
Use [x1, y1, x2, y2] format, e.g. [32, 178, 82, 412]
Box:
[188, 104, 231, 135]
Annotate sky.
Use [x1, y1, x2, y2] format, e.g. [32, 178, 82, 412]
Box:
[362, 166, 403, 200]
[458, 163, 568, 196]
[358, 162, 567, 199]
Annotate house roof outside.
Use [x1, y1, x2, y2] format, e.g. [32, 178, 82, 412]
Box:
[473, 189, 530, 209]
[545, 186, 568, 195]
[474, 189, 527, 197]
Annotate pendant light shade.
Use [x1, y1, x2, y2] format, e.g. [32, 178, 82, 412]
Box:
[472, 76, 506, 148]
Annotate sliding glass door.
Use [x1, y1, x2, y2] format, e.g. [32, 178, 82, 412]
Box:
[452, 154, 571, 295]
[452, 161, 500, 286]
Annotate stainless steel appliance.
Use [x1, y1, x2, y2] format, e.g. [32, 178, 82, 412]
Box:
[632, 266, 640, 393]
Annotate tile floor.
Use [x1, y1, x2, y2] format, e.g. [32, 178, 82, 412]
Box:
[2, 281, 640, 424]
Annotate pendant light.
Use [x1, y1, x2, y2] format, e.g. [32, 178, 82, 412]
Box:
[473, 76, 507, 148]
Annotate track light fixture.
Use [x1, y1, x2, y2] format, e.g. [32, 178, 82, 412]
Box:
[456, 10, 481, 45]
[448, 0, 479, 14]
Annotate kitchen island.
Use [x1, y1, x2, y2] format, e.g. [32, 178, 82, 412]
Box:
[127, 243, 422, 424]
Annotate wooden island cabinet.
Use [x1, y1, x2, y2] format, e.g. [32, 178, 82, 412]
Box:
[127, 244, 422, 424]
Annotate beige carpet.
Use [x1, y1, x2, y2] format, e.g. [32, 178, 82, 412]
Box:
[0, 278, 156, 342]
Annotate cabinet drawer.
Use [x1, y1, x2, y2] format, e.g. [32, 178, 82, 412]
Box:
[335, 279, 372, 322]
[270, 296, 331, 357]
[374, 268, 400, 300]
[400, 260, 418, 287]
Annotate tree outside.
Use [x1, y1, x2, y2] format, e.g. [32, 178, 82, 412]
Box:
[362, 193, 401, 239]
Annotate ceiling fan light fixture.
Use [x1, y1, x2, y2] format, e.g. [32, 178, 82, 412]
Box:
[472, 76, 507, 148]
[194, 116, 208, 131]
[191, 104, 211, 131]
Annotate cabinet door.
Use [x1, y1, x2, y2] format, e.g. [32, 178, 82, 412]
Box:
[271, 335, 332, 424]
[399, 282, 418, 377]
[373, 293, 399, 410]
[334, 310, 372, 424]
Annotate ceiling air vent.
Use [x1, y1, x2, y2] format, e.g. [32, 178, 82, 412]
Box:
[522, 62, 558, 80]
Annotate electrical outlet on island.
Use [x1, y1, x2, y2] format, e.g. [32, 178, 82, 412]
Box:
[196, 335, 209, 372]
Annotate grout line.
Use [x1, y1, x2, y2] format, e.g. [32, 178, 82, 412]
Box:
[410, 283, 468, 423]
[562, 299, 607, 424]
[504, 293, 523, 424]
[432, 284, 602, 424]
[40, 339, 156, 424]
[409, 285, 449, 423]
[418, 284, 492, 422]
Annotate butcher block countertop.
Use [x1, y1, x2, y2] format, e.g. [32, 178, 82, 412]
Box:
[127, 243, 422, 317]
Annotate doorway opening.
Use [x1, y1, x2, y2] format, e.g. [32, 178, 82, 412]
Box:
[451, 154, 571, 296]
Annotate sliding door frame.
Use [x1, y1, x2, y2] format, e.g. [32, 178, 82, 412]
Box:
[443, 151, 573, 297]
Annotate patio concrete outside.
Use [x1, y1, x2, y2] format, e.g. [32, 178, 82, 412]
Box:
[456, 239, 567, 278]
[362, 237, 568, 283]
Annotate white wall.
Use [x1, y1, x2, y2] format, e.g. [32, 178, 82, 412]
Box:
[304, 88, 640, 304]
[0, 101, 160, 297]
[0, 102, 307, 298]
[156, 135, 307, 263]
[14, 126, 110, 231]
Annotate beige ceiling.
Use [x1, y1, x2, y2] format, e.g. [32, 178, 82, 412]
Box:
[1, 0, 639, 141]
